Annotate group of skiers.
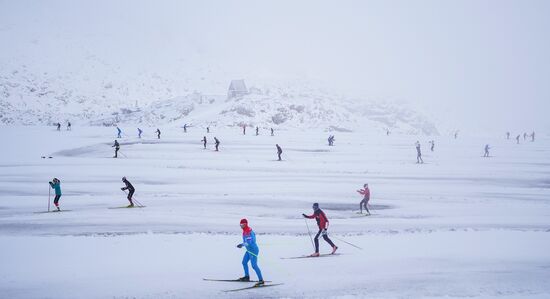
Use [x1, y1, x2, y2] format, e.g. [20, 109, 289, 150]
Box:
[55, 122, 71, 131]
[507, 131, 535, 143]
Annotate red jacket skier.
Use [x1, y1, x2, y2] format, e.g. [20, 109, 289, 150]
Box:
[302, 203, 337, 256]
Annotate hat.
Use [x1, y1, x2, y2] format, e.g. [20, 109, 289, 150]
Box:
[240, 218, 248, 225]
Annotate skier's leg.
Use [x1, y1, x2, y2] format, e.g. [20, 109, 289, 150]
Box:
[323, 233, 336, 248]
[54, 195, 61, 209]
[314, 230, 321, 253]
[127, 190, 134, 205]
[359, 200, 363, 213]
[241, 252, 250, 277]
[365, 199, 370, 215]
[250, 252, 263, 281]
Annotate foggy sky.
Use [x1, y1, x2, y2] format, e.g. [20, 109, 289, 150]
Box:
[1, 0, 549, 134]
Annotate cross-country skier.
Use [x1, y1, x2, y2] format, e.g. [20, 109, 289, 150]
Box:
[121, 177, 135, 207]
[155, 128, 161, 139]
[67, 122, 71, 131]
[386, 129, 390, 136]
[531, 131, 535, 142]
[429, 140, 435, 152]
[506, 132, 510, 140]
[243, 124, 246, 135]
[516, 134, 520, 144]
[138, 128, 143, 138]
[484, 144, 490, 157]
[184, 124, 187, 133]
[207, 127, 210, 133]
[523, 132, 527, 140]
[276, 144, 282, 161]
[56, 122, 61, 131]
[214, 137, 220, 151]
[236, 218, 264, 286]
[271, 128, 274, 136]
[357, 183, 370, 215]
[49, 178, 62, 211]
[454, 131, 459, 139]
[415, 141, 424, 164]
[112, 140, 120, 158]
[201, 136, 207, 149]
[302, 203, 337, 257]
[117, 126, 122, 138]
[256, 126, 259, 136]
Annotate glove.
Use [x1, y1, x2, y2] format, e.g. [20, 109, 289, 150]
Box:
[237, 244, 243, 248]
[321, 229, 328, 236]
[120, 187, 125, 191]
[302, 213, 307, 218]
[49, 181, 52, 184]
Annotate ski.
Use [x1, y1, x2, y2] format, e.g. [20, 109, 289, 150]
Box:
[203, 278, 271, 283]
[223, 283, 284, 292]
[108, 206, 146, 209]
[34, 210, 72, 214]
[281, 253, 341, 259]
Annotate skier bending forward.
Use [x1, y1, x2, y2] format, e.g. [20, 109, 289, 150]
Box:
[303, 203, 338, 257]
[237, 218, 264, 286]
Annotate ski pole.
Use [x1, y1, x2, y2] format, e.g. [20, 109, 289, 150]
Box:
[304, 218, 315, 251]
[119, 151, 128, 158]
[48, 184, 51, 212]
[331, 235, 363, 250]
[122, 189, 144, 207]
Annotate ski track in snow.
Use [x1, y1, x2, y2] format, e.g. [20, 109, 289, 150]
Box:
[0, 126, 549, 298]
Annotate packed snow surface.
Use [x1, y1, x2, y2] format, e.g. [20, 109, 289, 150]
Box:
[0, 125, 549, 298]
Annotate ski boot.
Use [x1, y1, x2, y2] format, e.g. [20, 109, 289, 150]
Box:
[331, 246, 338, 254]
[309, 252, 320, 257]
[254, 280, 265, 287]
[237, 275, 250, 282]
[127, 204, 134, 208]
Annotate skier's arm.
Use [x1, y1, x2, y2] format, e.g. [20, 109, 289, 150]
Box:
[357, 189, 365, 195]
[302, 213, 314, 219]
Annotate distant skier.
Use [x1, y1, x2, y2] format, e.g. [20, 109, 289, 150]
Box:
[256, 126, 259, 136]
[112, 140, 120, 158]
[49, 178, 62, 211]
[276, 144, 282, 161]
[270, 128, 274, 136]
[201, 136, 207, 149]
[67, 122, 71, 131]
[516, 134, 520, 144]
[117, 126, 122, 138]
[214, 137, 220, 151]
[183, 124, 187, 133]
[328, 135, 335, 146]
[155, 128, 161, 139]
[236, 218, 264, 286]
[386, 129, 390, 136]
[207, 127, 210, 133]
[523, 132, 527, 141]
[429, 140, 435, 152]
[138, 128, 143, 138]
[356, 183, 370, 215]
[454, 131, 459, 139]
[302, 203, 338, 257]
[56, 122, 61, 131]
[415, 141, 424, 164]
[506, 132, 510, 140]
[243, 124, 246, 135]
[121, 177, 135, 207]
[484, 144, 490, 157]
[531, 131, 535, 142]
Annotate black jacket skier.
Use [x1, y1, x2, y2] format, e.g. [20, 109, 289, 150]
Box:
[112, 140, 120, 158]
[276, 144, 282, 161]
[121, 177, 135, 207]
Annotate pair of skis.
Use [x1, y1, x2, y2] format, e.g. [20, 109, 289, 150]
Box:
[203, 278, 283, 292]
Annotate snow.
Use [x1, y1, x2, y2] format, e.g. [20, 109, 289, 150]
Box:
[0, 125, 549, 298]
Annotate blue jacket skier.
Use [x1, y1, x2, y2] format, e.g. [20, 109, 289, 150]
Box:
[117, 126, 122, 138]
[237, 218, 264, 286]
[49, 178, 62, 211]
[138, 128, 143, 138]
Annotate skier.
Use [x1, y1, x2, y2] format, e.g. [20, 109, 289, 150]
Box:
[484, 144, 490, 157]
[236, 218, 264, 286]
[155, 128, 161, 139]
[214, 137, 220, 151]
[523, 132, 527, 140]
[138, 128, 143, 138]
[121, 177, 135, 207]
[302, 203, 338, 257]
[276, 144, 282, 161]
[116, 126, 122, 138]
[454, 131, 459, 139]
[415, 141, 424, 164]
[386, 129, 390, 136]
[256, 126, 259, 136]
[49, 178, 62, 211]
[271, 128, 274, 136]
[429, 140, 435, 152]
[516, 134, 520, 144]
[67, 121, 71, 131]
[356, 183, 370, 215]
[201, 136, 207, 149]
[112, 140, 120, 158]
[207, 127, 210, 133]
[531, 131, 535, 142]
[184, 124, 187, 133]
[56, 122, 61, 131]
[243, 124, 246, 135]
[506, 132, 510, 140]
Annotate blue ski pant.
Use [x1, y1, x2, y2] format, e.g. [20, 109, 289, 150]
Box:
[242, 251, 263, 281]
